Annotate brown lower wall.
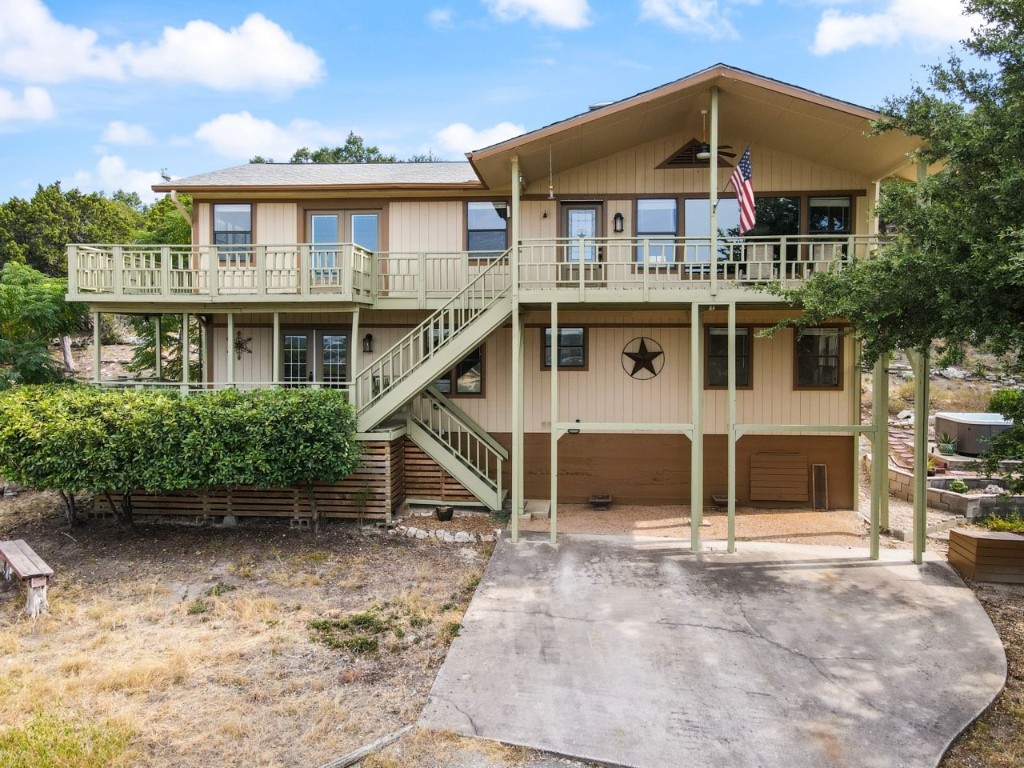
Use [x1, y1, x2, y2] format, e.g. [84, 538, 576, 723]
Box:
[492, 433, 854, 508]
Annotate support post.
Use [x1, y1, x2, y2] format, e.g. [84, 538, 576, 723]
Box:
[690, 302, 703, 551]
[154, 316, 163, 380]
[909, 347, 930, 564]
[273, 312, 281, 386]
[870, 355, 887, 560]
[727, 301, 736, 553]
[226, 313, 235, 386]
[181, 312, 190, 392]
[879, 352, 890, 530]
[350, 309, 360, 403]
[709, 86, 719, 296]
[92, 311, 101, 385]
[550, 301, 558, 546]
[511, 155, 525, 540]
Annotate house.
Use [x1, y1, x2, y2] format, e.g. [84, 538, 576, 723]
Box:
[67, 64, 925, 549]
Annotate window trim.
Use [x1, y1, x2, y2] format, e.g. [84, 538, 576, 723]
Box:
[434, 345, 486, 398]
[704, 325, 754, 390]
[465, 201, 510, 261]
[634, 197, 679, 267]
[540, 326, 588, 371]
[212, 203, 254, 263]
[792, 326, 845, 391]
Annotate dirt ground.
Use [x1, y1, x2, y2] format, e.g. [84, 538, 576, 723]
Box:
[1, 487, 1022, 767]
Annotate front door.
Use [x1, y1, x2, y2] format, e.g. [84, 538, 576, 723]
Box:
[562, 203, 602, 262]
[282, 331, 349, 387]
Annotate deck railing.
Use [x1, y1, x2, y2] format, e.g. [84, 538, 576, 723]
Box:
[68, 235, 884, 304]
[93, 379, 352, 395]
[68, 243, 374, 301]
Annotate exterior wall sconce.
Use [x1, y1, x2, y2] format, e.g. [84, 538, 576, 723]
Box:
[362, 333, 374, 353]
[613, 212, 624, 233]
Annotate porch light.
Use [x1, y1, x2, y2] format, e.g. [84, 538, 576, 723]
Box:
[362, 333, 373, 353]
[568, 419, 581, 435]
[613, 212, 624, 233]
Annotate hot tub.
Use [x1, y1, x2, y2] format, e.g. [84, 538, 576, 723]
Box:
[934, 412, 1012, 456]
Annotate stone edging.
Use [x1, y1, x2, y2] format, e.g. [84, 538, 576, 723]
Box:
[389, 523, 500, 544]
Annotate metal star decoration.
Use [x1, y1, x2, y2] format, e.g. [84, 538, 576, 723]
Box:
[621, 337, 664, 380]
[233, 330, 253, 360]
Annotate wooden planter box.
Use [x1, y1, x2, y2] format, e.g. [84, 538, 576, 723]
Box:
[948, 528, 1024, 584]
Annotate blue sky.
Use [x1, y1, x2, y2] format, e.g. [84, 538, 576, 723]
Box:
[0, 0, 978, 203]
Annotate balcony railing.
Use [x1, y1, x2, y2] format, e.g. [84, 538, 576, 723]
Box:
[68, 235, 885, 305]
[68, 243, 374, 302]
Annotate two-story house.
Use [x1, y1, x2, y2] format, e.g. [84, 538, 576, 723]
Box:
[67, 64, 924, 549]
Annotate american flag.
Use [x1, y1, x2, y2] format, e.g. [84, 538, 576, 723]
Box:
[730, 146, 755, 234]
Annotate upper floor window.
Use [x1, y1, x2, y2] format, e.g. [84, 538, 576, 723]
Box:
[809, 196, 851, 234]
[542, 327, 587, 369]
[706, 327, 752, 388]
[794, 328, 842, 389]
[636, 199, 677, 264]
[467, 202, 508, 258]
[213, 204, 252, 245]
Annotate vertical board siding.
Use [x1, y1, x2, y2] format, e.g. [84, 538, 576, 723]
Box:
[388, 201, 463, 252]
[257, 203, 298, 243]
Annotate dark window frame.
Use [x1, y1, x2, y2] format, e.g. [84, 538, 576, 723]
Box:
[466, 201, 509, 260]
[434, 345, 485, 398]
[705, 325, 754, 390]
[793, 326, 844, 390]
[540, 327, 588, 370]
[635, 197, 679, 266]
[212, 203, 253, 263]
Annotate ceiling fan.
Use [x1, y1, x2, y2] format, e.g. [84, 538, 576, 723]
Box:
[696, 109, 737, 160]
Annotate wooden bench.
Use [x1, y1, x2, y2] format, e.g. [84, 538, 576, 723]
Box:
[0, 539, 54, 617]
[948, 529, 1024, 584]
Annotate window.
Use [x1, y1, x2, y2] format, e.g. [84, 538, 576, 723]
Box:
[683, 198, 740, 264]
[467, 202, 508, 258]
[706, 327, 751, 388]
[635, 199, 677, 264]
[213, 204, 252, 262]
[808, 197, 851, 234]
[542, 327, 586, 369]
[795, 328, 842, 388]
[434, 346, 483, 395]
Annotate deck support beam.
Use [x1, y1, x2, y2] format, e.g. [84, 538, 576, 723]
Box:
[350, 309, 360, 401]
[272, 312, 281, 387]
[511, 154, 524, 541]
[226, 313, 235, 386]
[549, 301, 559, 546]
[181, 313, 189, 391]
[92, 311, 101, 384]
[870, 355, 888, 560]
[709, 86, 719, 297]
[154, 315, 162, 379]
[726, 301, 737, 553]
[690, 302, 703, 551]
[908, 347, 930, 565]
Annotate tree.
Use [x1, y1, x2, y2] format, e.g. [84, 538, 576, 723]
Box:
[0, 263, 87, 388]
[781, 0, 1024, 470]
[249, 132, 400, 164]
[0, 183, 142, 276]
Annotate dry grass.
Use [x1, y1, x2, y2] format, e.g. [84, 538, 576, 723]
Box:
[0, 497, 489, 768]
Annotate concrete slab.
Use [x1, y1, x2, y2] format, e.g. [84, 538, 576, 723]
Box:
[422, 534, 1006, 768]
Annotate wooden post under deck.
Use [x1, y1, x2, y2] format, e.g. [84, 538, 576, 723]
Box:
[92, 311, 101, 384]
[272, 312, 281, 387]
[726, 301, 736, 553]
[226, 313, 235, 386]
[181, 313, 189, 391]
[154, 316, 162, 379]
[690, 302, 703, 551]
[550, 301, 558, 546]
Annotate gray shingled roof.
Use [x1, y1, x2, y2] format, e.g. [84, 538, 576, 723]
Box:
[154, 162, 481, 190]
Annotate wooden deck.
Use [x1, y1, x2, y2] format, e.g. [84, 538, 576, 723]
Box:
[948, 528, 1024, 583]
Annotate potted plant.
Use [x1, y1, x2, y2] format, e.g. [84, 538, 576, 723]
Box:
[936, 431, 957, 455]
[436, 467, 454, 521]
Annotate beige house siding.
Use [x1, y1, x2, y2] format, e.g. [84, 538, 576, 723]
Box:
[535, 138, 870, 198]
[388, 201, 463, 252]
[258, 203, 298, 243]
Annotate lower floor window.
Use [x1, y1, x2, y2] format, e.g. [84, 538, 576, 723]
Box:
[435, 346, 483, 395]
[795, 328, 841, 388]
[706, 327, 751, 388]
[543, 327, 587, 368]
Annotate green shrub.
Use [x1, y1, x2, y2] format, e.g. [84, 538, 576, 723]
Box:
[979, 512, 1024, 534]
[988, 388, 1022, 417]
[0, 708, 135, 768]
[948, 479, 970, 494]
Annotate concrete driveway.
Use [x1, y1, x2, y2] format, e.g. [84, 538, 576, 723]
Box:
[421, 534, 1006, 768]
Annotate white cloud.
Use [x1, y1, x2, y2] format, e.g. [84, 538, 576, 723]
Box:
[125, 14, 323, 93]
[436, 121, 525, 155]
[194, 112, 349, 161]
[639, 0, 757, 39]
[0, 0, 322, 93]
[72, 155, 165, 202]
[0, 86, 55, 122]
[428, 8, 454, 28]
[812, 0, 980, 55]
[483, 0, 591, 29]
[101, 120, 154, 145]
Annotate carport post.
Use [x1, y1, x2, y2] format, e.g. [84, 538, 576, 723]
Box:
[92, 311, 101, 384]
[909, 347, 930, 564]
[690, 302, 703, 551]
[181, 312, 190, 392]
[870, 355, 887, 560]
[727, 301, 736, 553]
[511, 154, 524, 542]
[879, 353, 890, 530]
[154, 315, 162, 379]
[550, 300, 559, 546]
